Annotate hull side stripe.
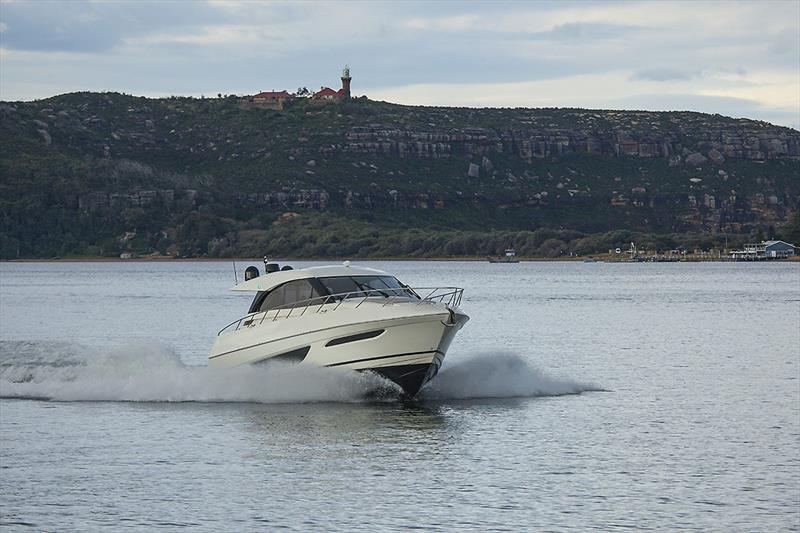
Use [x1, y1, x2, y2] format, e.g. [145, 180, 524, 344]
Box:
[325, 350, 444, 368]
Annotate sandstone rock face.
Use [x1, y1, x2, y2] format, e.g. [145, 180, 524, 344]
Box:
[343, 121, 799, 163]
[707, 149, 725, 164]
[685, 153, 707, 166]
[37, 129, 51, 145]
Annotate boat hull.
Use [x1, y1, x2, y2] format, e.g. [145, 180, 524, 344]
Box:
[209, 300, 468, 396]
[369, 362, 438, 397]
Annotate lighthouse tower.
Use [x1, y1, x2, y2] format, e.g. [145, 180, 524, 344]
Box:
[340, 65, 352, 100]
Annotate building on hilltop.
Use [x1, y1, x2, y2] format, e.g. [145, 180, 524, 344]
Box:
[312, 87, 341, 100]
[312, 65, 352, 101]
[251, 90, 294, 110]
[254, 90, 292, 102]
[340, 64, 351, 99]
[245, 65, 353, 108]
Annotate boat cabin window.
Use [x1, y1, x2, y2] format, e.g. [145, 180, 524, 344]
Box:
[254, 279, 325, 313]
[318, 276, 418, 299]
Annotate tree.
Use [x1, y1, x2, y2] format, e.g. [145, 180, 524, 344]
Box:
[781, 211, 800, 244]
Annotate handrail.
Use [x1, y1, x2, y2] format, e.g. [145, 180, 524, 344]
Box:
[217, 286, 464, 336]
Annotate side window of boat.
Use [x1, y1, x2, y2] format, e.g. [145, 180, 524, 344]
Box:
[258, 280, 323, 312]
[283, 280, 324, 307]
[318, 277, 365, 299]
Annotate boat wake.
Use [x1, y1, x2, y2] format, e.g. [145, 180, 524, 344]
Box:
[421, 352, 603, 400]
[0, 341, 389, 403]
[0, 341, 601, 404]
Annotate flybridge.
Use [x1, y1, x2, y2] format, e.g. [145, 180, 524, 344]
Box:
[231, 262, 391, 292]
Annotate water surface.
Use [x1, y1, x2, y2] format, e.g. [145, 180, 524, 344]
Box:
[1, 261, 798, 530]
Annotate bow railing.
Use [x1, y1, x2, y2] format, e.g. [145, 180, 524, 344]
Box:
[218, 286, 464, 336]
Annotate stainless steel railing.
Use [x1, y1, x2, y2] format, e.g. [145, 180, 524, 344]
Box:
[218, 286, 464, 336]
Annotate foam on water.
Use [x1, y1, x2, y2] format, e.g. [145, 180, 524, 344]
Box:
[422, 351, 602, 400]
[0, 341, 600, 403]
[0, 341, 391, 403]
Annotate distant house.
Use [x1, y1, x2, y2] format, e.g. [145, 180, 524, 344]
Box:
[312, 87, 343, 100]
[251, 90, 294, 109]
[253, 90, 292, 102]
[730, 240, 796, 260]
[760, 240, 795, 258]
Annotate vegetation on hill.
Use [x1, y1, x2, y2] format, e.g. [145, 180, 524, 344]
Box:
[0, 92, 798, 259]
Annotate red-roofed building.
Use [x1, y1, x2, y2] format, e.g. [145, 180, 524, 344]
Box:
[253, 90, 292, 101]
[250, 90, 294, 109]
[312, 66, 352, 101]
[312, 87, 340, 100]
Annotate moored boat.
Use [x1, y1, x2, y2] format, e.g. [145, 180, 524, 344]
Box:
[488, 248, 519, 263]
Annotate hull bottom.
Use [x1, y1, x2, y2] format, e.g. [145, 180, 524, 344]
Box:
[364, 351, 444, 397]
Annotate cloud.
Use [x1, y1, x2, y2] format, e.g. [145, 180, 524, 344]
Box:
[527, 22, 645, 41]
[402, 14, 480, 32]
[632, 69, 700, 82]
[768, 27, 800, 56]
[0, 0, 797, 129]
[125, 25, 271, 48]
[0, 0, 232, 52]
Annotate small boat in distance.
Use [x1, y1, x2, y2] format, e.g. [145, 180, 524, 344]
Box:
[488, 248, 520, 263]
[208, 261, 469, 397]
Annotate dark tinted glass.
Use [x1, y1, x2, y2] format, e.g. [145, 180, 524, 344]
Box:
[318, 276, 417, 299]
[379, 276, 403, 289]
[259, 279, 323, 312]
[380, 276, 418, 298]
[318, 277, 365, 298]
[352, 276, 392, 295]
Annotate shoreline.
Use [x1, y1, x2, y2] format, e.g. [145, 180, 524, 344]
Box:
[3, 255, 798, 264]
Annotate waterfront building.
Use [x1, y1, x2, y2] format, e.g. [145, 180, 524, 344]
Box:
[730, 240, 796, 260]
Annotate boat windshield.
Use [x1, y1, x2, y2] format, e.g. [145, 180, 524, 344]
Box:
[318, 276, 417, 299]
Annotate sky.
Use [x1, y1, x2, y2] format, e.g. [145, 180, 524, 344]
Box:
[1, 0, 798, 129]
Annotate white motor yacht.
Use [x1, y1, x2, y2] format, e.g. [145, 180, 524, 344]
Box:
[208, 262, 469, 396]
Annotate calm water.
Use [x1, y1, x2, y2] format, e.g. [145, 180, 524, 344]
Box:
[1, 260, 798, 531]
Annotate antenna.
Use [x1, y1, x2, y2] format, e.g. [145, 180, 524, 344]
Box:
[232, 257, 238, 285]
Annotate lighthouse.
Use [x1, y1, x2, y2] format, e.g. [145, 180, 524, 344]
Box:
[340, 65, 352, 100]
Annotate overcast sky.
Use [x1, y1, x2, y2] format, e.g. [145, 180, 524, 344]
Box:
[1, 0, 798, 128]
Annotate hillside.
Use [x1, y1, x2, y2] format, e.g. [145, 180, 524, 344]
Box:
[1, 92, 798, 258]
